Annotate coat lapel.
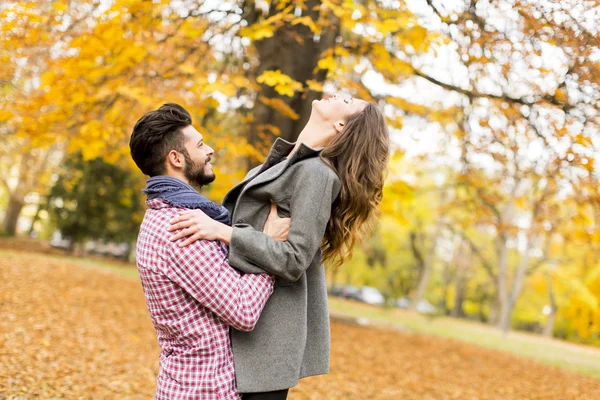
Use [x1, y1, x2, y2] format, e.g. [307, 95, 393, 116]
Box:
[239, 158, 291, 198]
[222, 140, 322, 214]
[222, 165, 262, 212]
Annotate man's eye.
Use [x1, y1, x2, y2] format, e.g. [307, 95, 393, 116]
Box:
[344, 99, 350, 104]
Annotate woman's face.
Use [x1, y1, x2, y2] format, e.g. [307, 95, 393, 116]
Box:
[312, 93, 368, 128]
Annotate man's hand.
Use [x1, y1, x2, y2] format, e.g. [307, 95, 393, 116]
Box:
[263, 202, 290, 241]
[169, 209, 231, 246]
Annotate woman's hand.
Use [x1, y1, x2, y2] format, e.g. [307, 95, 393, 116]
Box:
[263, 203, 290, 242]
[168, 209, 232, 247]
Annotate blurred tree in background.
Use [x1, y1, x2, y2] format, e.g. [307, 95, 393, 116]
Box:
[47, 153, 144, 254]
[1, 0, 599, 343]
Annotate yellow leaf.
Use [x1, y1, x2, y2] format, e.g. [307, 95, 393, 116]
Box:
[554, 88, 568, 103]
[0, 110, 13, 122]
[52, 3, 68, 12]
[256, 70, 303, 97]
[317, 56, 336, 71]
[179, 64, 195, 75]
[292, 16, 322, 34]
[306, 79, 323, 93]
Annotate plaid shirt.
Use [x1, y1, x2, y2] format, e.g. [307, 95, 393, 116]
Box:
[136, 199, 275, 400]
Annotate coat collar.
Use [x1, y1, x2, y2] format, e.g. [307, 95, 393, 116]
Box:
[222, 138, 324, 213]
[264, 137, 323, 167]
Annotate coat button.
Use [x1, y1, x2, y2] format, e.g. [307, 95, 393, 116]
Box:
[237, 219, 243, 224]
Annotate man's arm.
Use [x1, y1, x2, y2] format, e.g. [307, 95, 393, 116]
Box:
[164, 238, 274, 332]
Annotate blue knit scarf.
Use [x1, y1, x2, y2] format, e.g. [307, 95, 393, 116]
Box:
[142, 176, 231, 226]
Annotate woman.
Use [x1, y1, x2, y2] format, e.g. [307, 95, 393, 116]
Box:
[169, 93, 389, 399]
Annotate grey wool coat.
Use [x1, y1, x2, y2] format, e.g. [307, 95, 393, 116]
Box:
[222, 138, 341, 393]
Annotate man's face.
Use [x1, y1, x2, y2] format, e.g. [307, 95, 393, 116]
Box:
[312, 93, 368, 125]
[181, 125, 216, 187]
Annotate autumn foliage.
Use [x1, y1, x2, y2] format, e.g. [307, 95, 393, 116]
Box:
[1, 0, 600, 343]
[2, 250, 600, 399]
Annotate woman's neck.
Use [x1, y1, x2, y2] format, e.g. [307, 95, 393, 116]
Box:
[287, 119, 335, 158]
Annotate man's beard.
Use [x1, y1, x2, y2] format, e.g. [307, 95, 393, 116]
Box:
[183, 151, 215, 189]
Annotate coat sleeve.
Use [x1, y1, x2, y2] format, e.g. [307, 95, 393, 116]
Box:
[228, 162, 340, 282]
[165, 239, 275, 332]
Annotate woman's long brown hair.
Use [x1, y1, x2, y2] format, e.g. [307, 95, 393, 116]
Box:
[320, 103, 390, 268]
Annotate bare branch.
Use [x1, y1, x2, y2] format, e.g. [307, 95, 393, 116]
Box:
[425, 0, 444, 21]
[413, 68, 569, 110]
[444, 223, 496, 280]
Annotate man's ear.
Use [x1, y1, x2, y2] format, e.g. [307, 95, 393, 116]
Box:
[167, 150, 184, 169]
[334, 120, 346, 134]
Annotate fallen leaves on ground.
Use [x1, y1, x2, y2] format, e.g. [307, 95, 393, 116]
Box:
[1, 251, 599, 399]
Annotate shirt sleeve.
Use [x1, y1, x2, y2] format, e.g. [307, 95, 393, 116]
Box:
[228, 163, 341, 282]
[165, 239, 274, 332]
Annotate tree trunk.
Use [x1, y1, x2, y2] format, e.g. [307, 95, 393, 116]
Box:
[499, 235, 534, 334]
[451, 276, 467, 318]
[128, 240, 137, 264]
[496, 233, 511, 333]
[488, 294, 500, 326]
[328, 264, 342, 290]
[2, 195, 26, 236]
[412, 224, 444, 310]
[247, 0, 340, 165]
[543, 308, 557, 337]
[440, 261, 452, 315]
[543, 271, 558, 338]
[28, 202, 43, 236]
[412, 246, 435, 310]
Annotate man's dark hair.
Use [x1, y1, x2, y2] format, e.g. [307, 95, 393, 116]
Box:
[129, 103, 192, 176]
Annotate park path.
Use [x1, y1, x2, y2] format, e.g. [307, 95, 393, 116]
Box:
[1, 250, 600, 399]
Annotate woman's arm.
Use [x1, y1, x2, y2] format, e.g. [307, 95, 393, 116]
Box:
[228, 163, 340, 282]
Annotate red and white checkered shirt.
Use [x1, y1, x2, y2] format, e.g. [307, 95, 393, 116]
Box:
[136, 199, 275, 400]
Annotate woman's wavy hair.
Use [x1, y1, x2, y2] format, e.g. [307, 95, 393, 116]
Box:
[320, 103, 390, 268]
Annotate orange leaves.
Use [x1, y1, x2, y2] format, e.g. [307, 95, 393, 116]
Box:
[3, 249, 600, 399]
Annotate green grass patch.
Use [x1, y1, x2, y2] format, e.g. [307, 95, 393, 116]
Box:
[328, 297, 600, 377]
[0, 249, 140, 280]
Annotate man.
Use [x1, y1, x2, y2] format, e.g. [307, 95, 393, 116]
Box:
[129, 103, 289, 399]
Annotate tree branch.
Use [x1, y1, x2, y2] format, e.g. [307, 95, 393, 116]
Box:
[444, 223, 496, 280]
[413, 68, 569, 110]
[425, 0, 444, 21]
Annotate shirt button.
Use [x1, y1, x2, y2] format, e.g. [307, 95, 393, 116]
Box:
[299, 149, 305, 155]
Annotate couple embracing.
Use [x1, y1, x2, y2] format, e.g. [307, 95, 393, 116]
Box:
[129, 94, 389, 399]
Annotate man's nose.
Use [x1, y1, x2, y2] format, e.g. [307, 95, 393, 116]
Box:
[205, 144, 214, 156]
[332, 93, 339, 99]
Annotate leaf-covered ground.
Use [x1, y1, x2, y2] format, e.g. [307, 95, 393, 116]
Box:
[2, 250, 600, 399]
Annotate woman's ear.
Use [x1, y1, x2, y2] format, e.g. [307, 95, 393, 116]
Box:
[334, 120, 345, 134]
